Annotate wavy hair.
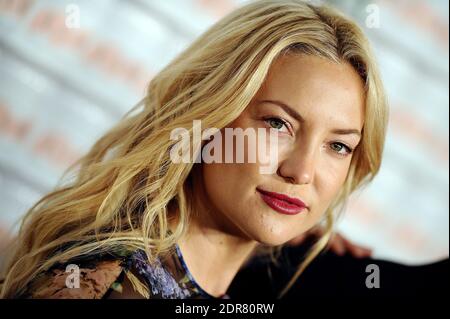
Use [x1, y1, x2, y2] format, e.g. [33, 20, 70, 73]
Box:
[0, 0, 388, 298]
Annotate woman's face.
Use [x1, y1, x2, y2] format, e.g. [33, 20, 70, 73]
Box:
[200, 54, 365, 245]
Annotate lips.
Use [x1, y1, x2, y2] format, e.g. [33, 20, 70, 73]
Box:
[257, 187, 308, 215]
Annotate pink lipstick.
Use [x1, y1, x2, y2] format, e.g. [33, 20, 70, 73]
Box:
[257, 187, 308, 215]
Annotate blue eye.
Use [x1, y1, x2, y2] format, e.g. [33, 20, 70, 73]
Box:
[264, 117, 289, 133]
[330, 142, 353, 157]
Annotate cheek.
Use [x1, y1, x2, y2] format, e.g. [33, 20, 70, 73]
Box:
[202, 163, 231, 204]
[201, 124, 267, 202]
[202, 160, 260, 211]
[316, 159, 351, 207]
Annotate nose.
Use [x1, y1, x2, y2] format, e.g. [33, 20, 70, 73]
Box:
[277, 143, 317, 185]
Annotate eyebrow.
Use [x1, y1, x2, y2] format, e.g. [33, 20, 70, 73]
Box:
[258, 99, 362, 138]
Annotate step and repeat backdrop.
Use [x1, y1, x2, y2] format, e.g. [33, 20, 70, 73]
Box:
[0, 0, 448, 265]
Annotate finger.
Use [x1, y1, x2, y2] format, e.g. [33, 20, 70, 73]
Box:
[287, 233, 307, 246]
[328, 235, 346, 256]
[342, 238, 372, 258]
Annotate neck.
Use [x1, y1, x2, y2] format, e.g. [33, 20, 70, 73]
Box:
[170, 166, 259, 297]
[177, 213, 258, 297]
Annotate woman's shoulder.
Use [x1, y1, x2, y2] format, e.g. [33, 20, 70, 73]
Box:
[24, 249, 133, 299]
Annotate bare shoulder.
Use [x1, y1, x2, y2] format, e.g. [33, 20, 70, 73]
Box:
[27, 259, 123, 299]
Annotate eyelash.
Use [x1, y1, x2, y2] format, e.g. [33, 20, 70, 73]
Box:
[263, 116, 354, 158]
[263, 116, 291, 134]
[329, 142, 353, 157]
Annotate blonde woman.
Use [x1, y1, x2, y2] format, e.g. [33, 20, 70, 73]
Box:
[0, 0, 388, 299]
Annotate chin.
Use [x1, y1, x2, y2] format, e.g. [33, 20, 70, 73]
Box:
[256, 236, 291, 246]
[248, 229, 294, 246]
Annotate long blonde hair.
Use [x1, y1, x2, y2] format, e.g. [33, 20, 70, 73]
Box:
[0, 0, 388, 298]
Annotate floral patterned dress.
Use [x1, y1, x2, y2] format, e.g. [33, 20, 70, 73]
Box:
[22, 244, 229, 299]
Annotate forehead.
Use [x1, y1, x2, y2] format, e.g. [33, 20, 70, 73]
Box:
[256, 54, 366, 130]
